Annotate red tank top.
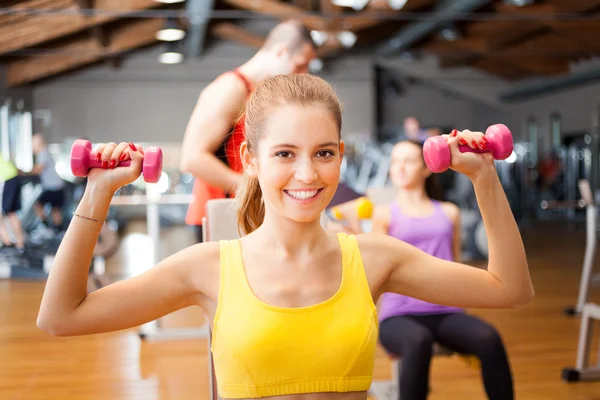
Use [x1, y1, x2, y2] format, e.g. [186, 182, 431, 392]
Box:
[185, 69, 253, 226]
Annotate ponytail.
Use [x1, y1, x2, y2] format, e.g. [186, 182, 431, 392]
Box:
[237, 172, 265, 235]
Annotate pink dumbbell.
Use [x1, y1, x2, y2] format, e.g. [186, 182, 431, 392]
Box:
[70, 139, 164, 183]
[423, 124, 514, 173]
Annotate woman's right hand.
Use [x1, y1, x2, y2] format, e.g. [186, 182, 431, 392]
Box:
[87, 142, 145, 193]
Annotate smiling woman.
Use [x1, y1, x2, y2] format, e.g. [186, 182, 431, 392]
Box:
[37, 73, 532, 400]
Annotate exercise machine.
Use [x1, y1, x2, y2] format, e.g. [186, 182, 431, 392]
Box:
[562, 303, 600, 382]
[559, 182, 600, 382]
[541, 180, 599, 317]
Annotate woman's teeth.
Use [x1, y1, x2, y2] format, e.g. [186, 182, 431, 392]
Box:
[286, 189, 319, 200]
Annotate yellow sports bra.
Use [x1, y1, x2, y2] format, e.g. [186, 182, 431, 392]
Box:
[211, 233, 379, 399]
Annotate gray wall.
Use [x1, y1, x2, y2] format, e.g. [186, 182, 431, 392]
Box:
[381, 83, 487, 131]
[33, 42, 375, 145]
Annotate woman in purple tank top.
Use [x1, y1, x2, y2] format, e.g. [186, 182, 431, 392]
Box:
[374, 139, 514, 400]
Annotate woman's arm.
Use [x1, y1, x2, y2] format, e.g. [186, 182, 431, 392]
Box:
[364, 132, 533, 309]
[37, 142, 218, 336]
[370, 204, 390, 235]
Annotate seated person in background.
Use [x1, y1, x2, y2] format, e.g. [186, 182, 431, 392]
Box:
[0, 154, 26, 252]
[338, 139, 515, 400]
[375, 139, 514, 400]
[28, 133, 66, 231]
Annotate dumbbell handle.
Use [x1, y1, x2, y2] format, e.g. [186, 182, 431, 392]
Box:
[457, 145, 489, 154]
[85, 155, 132, 169]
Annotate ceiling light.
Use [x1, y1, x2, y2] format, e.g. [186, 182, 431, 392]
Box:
[387, 0, 408, 10]
[159, 51, 184, 64]
[156, 19, 186, 42]
[310, 30, 329, 47]
[503, 0, 535, 6]
[337, 31, 357, 48]
[158, 42, 184, 64]
[439, 27, 461, 41]
[156, 28, 186, 41]
[330, 0, 369, 11]
[309, 58, 324, 73]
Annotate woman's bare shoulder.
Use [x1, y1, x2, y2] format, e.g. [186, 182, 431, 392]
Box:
[179, 240, 225, 302]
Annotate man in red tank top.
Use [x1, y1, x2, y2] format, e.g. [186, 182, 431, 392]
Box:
[180, 19, 317, 242]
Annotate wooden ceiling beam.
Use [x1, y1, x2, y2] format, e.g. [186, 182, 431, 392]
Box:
[492, 2, 555, 14]
[221, 0, 329, 30]
[292, 0, 316, 10]
[421, 0, 600, 78]
[317, 0, 438, 57]
[0, 0, 163, 56]
[210, 22, 265, 49]
[222, 0, 387, 59]
[0, 0, 56, 27]
[508, 57, 570, 76]
[5, 17, 165, 87]
[75, 0, 111, 48]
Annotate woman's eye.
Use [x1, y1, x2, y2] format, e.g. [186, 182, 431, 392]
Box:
[275, 151, 293, 158]
[317, 150, 335, 158]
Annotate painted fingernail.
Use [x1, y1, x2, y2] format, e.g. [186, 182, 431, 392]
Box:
[129, 142, 137, 151]
[479, 140, 487, 149]
[450, 129, 458, 137]
[109, 160, 116, 169]
[471, 140, 478, 148]
[102, 160, 108, 169]
[119, 153, 127, 161]
[96, 152, 102, 161]
[482, 136, 488, 143]
[459, 138, 467, 145]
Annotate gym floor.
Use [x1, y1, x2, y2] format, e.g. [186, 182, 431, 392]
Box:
[1, 219, 599, 400]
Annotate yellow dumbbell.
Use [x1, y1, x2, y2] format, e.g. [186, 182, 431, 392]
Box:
[356, 197, 373, 219]
[331, 197, 373, 220]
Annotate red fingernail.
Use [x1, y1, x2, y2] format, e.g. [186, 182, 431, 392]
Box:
[129, 142, 137, 151]
[450, 129, 458, 137]
[471, 140, 478, 148]
[479, 141, 487, 149]
[102, 160, 108, 169]
[109, 160, 116, 169]
[459, 138, 467, 145]
[119, 153, 127, 161]
[96, 152, 102, 161]
[482, 136, 488, 143]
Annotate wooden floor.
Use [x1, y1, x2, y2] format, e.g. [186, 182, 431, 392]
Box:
[2, 220, 600, 400]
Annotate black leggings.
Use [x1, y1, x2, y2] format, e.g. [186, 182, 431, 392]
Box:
[379, 313, 514, 400]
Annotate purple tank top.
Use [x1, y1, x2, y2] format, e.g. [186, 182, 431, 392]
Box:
[378, 201, 463, 322]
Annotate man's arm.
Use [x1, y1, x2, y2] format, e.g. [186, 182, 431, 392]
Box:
[179, 74, 249, 194]
[27, 152, 46, 175]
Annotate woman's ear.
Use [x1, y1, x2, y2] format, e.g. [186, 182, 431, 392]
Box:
[339, 139, 345, 158]
[240, 141, 257, 177]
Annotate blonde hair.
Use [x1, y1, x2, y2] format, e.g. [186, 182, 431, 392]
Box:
[237, 74, 343, 235]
